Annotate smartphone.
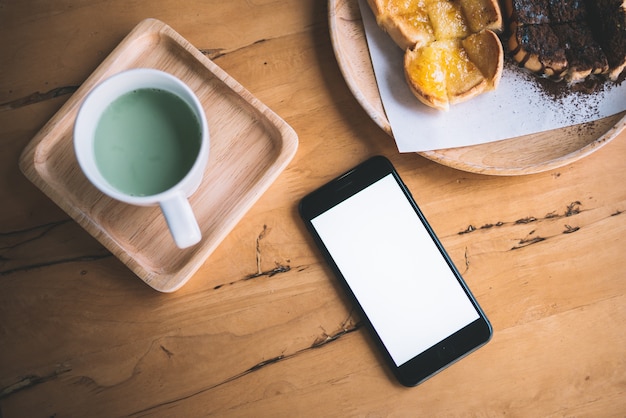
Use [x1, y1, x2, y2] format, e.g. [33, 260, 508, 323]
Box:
[299, 156, 492, 387]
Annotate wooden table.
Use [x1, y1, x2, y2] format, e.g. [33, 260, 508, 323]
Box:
[1, 1, 625, 416]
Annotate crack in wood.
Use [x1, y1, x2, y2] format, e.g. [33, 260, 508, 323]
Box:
[198, 47, 226, 59]
[255, 225, 269, 276]
[545, 211, 559, 219]
[459, 222, 505, 235]
[463, 247, 470, 273]
[563, 224, 580, 234]
[229, 317, 361, 379]
[457, 201, 624, 252]
[565, 201, 582, 216]
[0, 365, 72, 399]
[213, 225, 291, 289]
[515, 216, 537, 224]
[1, 220, 112, 276]
[245, 264, 291, 280]
[511, 236, 546, 250]
[212, 264, 292, 290]
[128, 316, 361, 416]
[246, 355, 286, 372]
[0, 86, 78, 111]
[459, 224, 476, 234]
[476, 222, 503, 230]
[510, 221, 583, 249]
[198, 38, 267, 60]
[0, 219, 71, 237]
[160, 345, 174, 358]
[458, 201, 584, 235]
[0, 253, 113, 276]
[0, 219, 71, 251]
[0, 40, 271, 111]
[311, 312, 360, 349]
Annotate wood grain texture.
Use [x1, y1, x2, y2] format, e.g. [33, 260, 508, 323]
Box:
[1, 0, 625, 416]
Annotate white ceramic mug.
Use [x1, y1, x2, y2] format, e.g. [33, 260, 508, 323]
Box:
[74, 68, 209, 249]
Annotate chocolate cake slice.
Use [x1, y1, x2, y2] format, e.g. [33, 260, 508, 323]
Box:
[506, 0, 626, 82]
[552, 22, 609, 81]
[504, 0, 551, 25]
[586, 0, 626, 80]
[505, 0, 569, 79]
[548, 0, 588, 23]
[508, 23, 568, 78]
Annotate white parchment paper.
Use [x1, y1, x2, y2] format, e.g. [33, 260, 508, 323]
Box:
[358, 0, 626, 152]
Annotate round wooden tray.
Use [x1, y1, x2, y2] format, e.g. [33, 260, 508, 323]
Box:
[328, 0, 626, 175]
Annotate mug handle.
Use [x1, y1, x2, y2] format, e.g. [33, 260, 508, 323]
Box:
[160, 193, 202, 249]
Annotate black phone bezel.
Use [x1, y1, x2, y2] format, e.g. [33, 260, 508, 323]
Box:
[298, 156, 492, 387]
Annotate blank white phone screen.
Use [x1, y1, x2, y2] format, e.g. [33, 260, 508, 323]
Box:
[311, 174, 479, 366]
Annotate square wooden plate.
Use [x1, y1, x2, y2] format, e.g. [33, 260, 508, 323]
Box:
[19, 18, 299, 292]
